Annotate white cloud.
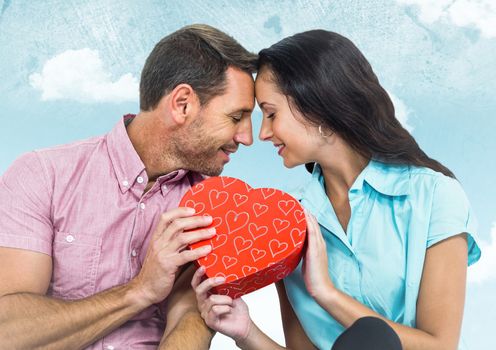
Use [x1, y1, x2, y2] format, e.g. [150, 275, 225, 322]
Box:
[29, 48, 138, 103]
[387, 91, 414, 132]
[397, 0, 496, 38]
[468, 223, 496, 283]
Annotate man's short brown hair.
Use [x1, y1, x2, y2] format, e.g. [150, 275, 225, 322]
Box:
[140, 24, 258, 111]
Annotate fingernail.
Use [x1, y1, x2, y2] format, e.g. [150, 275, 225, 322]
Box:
[186, 207, 195, 214]
[204, 216, 213, 223]
[208, 227, 216, 235]
[202, 245, 212, 253]
[214, 277, 225, 283]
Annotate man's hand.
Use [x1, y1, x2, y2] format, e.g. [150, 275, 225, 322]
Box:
[130, 207, 216, 306]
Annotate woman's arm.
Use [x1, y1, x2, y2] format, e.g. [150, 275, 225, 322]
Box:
[305, 212, 468, 350]
[191, 268, 304, 350]
[275, 281, 318, 350]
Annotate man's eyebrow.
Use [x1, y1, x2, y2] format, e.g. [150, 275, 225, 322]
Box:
[229, 108, 254, 114]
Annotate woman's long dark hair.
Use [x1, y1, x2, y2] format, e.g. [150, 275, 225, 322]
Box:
[258, 30, 455, 178]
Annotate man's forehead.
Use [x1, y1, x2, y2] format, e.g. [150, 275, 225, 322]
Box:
[225, 77, 254, 106]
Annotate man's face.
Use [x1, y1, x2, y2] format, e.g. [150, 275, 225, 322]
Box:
[172, 67, 255, 176]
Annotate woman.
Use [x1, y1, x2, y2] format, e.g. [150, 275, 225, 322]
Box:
[192, 30, 480, 350]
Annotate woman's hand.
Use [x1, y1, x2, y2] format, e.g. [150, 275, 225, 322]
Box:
[302, 210, 335, 302]
[191, 266, 253, 343]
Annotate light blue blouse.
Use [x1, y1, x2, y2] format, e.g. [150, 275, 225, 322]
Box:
[284, 160, 481, 350]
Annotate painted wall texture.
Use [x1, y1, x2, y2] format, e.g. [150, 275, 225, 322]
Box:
[1, 1, 494, 348]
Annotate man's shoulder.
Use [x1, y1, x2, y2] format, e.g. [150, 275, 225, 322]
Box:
[19, 134, 109, 182]
[36, 134, 105, 155]
[34, 134, 106, 163]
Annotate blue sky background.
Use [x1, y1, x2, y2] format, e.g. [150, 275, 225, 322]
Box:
[1, 0, 495, 348]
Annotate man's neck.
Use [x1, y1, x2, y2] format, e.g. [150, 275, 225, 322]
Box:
[126, 112, 180, 181]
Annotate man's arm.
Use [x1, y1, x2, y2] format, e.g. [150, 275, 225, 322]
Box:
[159, 264, 215, 350]
[0, 208, 215, 349]
[0, 247, 149, 349]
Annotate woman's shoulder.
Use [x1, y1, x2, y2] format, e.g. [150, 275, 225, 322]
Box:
[406, 165, 463, 196]
[363, 160, 456, 198]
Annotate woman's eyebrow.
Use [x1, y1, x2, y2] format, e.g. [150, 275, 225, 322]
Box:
[259, 102, 275, 109]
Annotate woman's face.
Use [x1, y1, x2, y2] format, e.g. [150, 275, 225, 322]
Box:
[255, 69, 321, 168]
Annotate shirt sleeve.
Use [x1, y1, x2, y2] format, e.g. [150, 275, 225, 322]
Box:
[0, 152, 54, 255]
[427, 175, 481, 266]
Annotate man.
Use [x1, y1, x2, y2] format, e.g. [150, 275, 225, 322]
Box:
[0, 24, 257, 349]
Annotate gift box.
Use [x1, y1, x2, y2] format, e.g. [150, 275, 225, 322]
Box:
[179, 176, 307, 298]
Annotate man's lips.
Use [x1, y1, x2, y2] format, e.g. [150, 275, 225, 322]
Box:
[221, 147, 238, 154]
[220, 148, 237, 158]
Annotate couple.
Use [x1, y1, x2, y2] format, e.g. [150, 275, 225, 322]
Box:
[0, 24, 480, 350]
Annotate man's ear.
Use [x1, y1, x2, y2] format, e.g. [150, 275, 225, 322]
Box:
[169, 83, 200, 126]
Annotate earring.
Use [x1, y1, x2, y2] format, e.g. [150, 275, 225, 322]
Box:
[318, 125, 333, 138]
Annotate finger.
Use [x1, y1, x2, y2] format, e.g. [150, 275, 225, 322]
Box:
[175, 245, 214, 266]
[168, 227, 217, 252]
[304, 209, 315, 237]
[305, 211, 321, 241]
[191, 265, 206, 290]
[303, 210, 320, 253]
[162, 215, 214, 240]
[195, 276, 226, 299]
[309, 215, 325, 245]
[305, 210, 318, 228]
[152, 207, 196, 240]
[210, 304, 233, 317]
[204, 294, 233, 313]
[208, 294, 233, 305]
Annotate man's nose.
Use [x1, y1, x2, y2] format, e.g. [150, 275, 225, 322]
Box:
[234, 118, 253, 146]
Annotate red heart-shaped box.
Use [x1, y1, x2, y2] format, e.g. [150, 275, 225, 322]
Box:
[179, 176, 306, 298]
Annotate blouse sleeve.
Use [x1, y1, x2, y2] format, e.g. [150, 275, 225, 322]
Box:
[427, 175, 481, 266]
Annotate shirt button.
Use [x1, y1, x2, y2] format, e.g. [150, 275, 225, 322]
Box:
[65, 235, 75, 243]
[140, 203, 146, 210]
[122, 180, 129, 187]
[137, 176, 144, 184]
[106, 346, 115, 350]
[162, 184, 168, 191]
[131, 249, 137, 257]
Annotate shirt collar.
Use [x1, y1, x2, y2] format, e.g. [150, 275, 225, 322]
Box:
[107, 115, 205, 194]
[309, 159, 410, 198]
[106, 115, 147, 194]
[360, 160, 410, 196]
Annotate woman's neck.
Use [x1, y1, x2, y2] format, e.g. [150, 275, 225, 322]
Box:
[318, 144, 369, 200]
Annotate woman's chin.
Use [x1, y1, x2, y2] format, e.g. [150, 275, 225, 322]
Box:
[282, 158, 301, 169]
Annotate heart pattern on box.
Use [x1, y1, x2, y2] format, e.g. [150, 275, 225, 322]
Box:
[179, 176, 306, 298]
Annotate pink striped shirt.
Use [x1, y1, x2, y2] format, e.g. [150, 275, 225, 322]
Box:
[0, 115, 204, 349]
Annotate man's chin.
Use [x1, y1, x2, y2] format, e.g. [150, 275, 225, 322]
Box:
[201, 168, 223, 176]
[184, 154, 226, 176]
[196, 162, 224, 176]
